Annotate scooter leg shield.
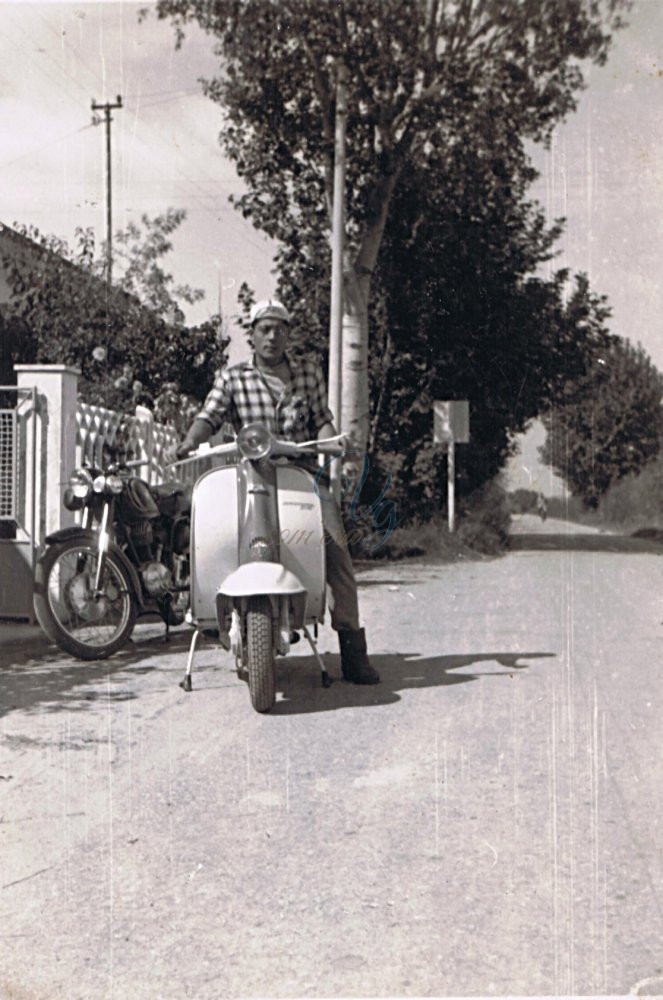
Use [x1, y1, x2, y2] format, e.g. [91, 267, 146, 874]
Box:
[214, 592, 232, 651]
[289, 591, 307, 630]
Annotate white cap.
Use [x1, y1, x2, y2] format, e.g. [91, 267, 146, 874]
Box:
[249, 299, 291, 326]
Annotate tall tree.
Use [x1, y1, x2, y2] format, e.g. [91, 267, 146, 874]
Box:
[540, 337, 663, 508]
[368, 154, 616, 507]
[156, 0, 627, 450]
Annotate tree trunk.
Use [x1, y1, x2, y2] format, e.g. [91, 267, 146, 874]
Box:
[338, 167, 401, 456]
[340, 269, 370, 452]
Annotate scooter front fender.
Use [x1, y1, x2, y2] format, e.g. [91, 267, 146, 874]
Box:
[215, 563, 308, 650]
[218, 561, 304, 597]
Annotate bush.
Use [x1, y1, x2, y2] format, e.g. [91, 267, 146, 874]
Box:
[345, 475, 511, 561]
[544, 453, 663, 533]
[456, 478, 512, 554]
[508, 488, 539, 515]
[597, 452, 663, 531]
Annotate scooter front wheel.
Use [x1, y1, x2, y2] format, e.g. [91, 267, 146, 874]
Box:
[246, 595, 275, 713]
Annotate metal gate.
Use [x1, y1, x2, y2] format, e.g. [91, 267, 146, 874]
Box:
[0, 386, 37, 620]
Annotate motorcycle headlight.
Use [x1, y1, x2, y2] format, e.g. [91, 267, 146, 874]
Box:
[68, 468, 93, 501]
[238, 423, 272, 460]
[93, 475, 106, 493]
[63, 488, 86, 511]
[106, 474, 124, 494]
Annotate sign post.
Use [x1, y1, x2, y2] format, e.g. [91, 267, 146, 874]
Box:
[433, 400, 469, 532]
[447, 439, 456, 532]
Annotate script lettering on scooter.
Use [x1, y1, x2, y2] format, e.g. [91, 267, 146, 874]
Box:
[263, 526, 365, 547]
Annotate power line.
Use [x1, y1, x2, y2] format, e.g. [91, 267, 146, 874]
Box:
[32, 7, 113, 104]
[30, 8, 202, 113]
[125, 88, 201, 105]
[4, 10, 94, 112]
[0, 124, 95, 172]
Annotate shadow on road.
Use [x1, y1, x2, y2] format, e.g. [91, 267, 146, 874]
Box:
[267, 650, 556, 715]
[509, 533, 663, 553]
[0, 627, 193, 718]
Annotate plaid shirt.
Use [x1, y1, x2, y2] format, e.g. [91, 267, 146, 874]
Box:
[196, 354, 335, 441]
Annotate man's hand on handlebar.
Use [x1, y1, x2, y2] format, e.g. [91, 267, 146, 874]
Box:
[316, 432, 356, 454]
[337, 432, 357, 451]
[164, 441, 193, 466]
[176, 440, 196, 461]
[165, 419, 214, 466]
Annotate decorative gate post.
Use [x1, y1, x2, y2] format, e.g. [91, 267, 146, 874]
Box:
[15, 364, 80, 545]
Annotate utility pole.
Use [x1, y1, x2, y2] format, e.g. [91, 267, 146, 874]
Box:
[91, 95, 122, 286]
[327, 61, 348, 490]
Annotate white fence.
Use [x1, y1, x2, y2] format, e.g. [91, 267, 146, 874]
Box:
[75, 400, 230, 485]
[75, 401, 178, 483]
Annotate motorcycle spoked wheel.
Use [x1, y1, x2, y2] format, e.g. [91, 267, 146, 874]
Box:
[34, 540, 137, 660]
[246, 595, 276, 713]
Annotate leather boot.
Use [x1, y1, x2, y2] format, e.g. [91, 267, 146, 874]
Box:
[338, 627, 380, 685]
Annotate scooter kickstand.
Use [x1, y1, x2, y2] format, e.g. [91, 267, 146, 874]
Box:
[180, 628, 201, 692]
[302, 625, 333, 688]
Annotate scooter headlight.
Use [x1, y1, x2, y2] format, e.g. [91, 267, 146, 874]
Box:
[238, 423, 272, 460]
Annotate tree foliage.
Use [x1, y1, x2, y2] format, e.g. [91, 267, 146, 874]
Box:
[157, 0, 629, 452]
[540, 338, 663, 507]
[0, 211, 229, 434]
[369, 159, 619, 504]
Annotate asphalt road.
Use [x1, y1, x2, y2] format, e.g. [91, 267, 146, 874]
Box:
[1, 515, 663, 999]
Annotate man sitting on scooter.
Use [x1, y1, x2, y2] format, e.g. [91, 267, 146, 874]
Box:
[175, 299, 380, 685]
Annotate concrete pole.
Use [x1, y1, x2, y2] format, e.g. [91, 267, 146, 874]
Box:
[327, 61, 348, 488]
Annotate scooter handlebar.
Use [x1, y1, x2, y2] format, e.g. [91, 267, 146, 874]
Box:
[168, 440, 240, 467]
[288, 434, 347, 455]
[168, 433, 349, 467]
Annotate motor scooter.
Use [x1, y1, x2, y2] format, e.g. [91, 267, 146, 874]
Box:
[171, 423, 345, 712]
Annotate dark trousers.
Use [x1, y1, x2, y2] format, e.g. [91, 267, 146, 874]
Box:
[319, 486, 360, 632]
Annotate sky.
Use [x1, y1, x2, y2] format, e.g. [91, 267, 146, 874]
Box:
[1, 0, 663, 376]
[0, 0, 276, 363]
[529, 0, 663, 372]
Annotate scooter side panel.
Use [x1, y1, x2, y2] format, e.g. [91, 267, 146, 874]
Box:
[190, 466, 238, 625]
[276, 466, 325, 622]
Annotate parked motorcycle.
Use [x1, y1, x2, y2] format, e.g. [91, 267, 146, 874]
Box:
[172, 423, 346, 712]
[33, 460, 191, 660]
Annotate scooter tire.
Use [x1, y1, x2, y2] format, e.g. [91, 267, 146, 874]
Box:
[246, 595, 275, 713]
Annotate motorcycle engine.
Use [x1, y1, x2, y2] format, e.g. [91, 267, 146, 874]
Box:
[142, 561, 173, 597]
[129, 519, 154, 562]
